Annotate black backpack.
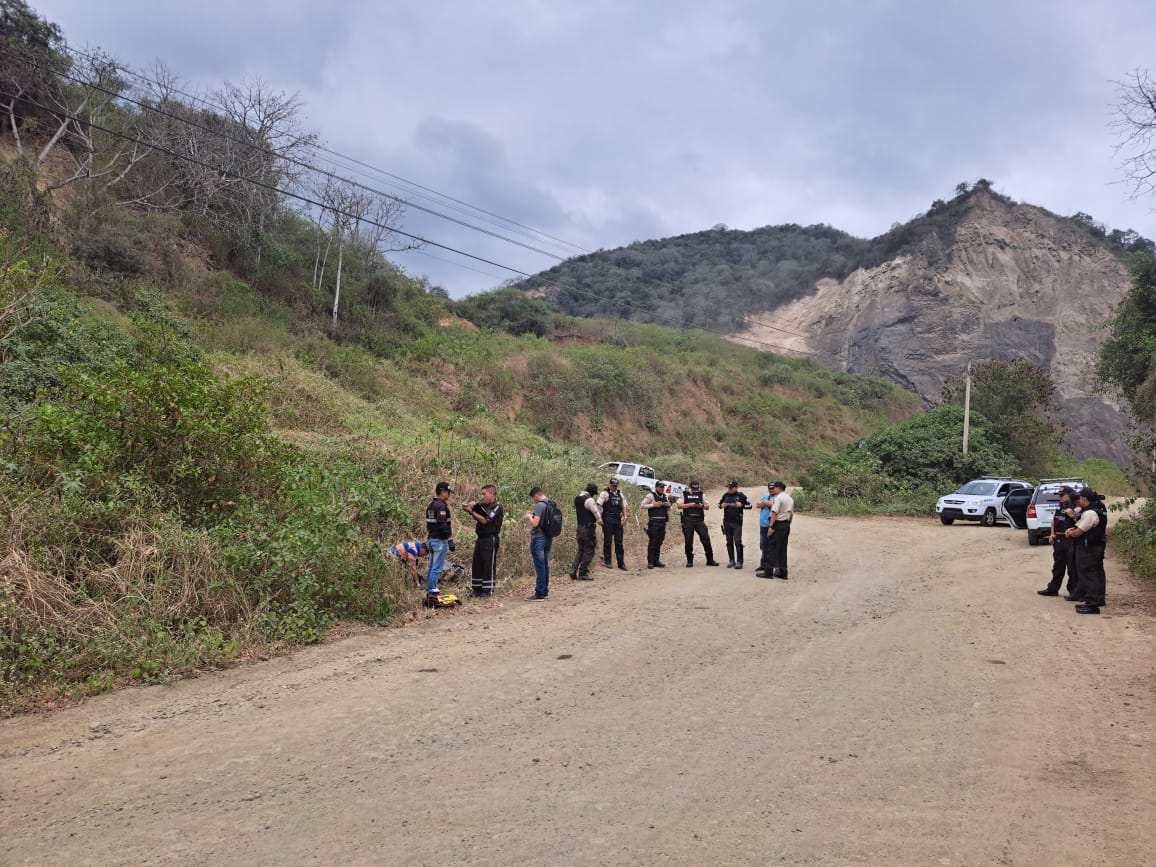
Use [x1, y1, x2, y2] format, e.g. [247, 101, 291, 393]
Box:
[540, 498, 564, 538]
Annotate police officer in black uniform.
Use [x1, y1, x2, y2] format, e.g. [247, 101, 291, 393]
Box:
[1037, 487, 1079, 597]
[641, 482, 672, 569]
[677, 481, 719, 567]
[1067, 488, 1109, 614]
[463, 484, 504, 596]
[718, 480, 752, 569]
[599, 478, 628, 570]
[569, 483, 602, 580]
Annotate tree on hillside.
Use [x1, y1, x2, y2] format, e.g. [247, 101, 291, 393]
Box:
[1114, 68, 1156, 200]
[0, 0, 65, 151]
[942, 360, 1062, 478]
[1098, 255, 1156, 423]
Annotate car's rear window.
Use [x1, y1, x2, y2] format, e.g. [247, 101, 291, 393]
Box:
[958, 481, 998, 495]
[1033, 489, 1062, 505]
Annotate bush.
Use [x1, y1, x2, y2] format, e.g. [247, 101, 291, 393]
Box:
[799, 406, 1019, 515]
[8, 359, 281, 518]
[457, 288, 554, 337]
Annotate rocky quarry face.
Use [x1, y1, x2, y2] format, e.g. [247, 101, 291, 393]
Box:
[739, 192, 1135, 464]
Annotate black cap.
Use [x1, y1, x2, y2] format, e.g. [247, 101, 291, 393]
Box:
[770, 481, 787, 490]
[1078, 488, 1100, 501]
[727, 480, 739, 488]
[435, 481, 453, 494]
[689, 480, 701, 491]
[1059, 486, 1076, 497]
[586, 482, 599, 496]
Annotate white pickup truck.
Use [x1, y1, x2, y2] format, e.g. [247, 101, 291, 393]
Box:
[599, 461, 686, 498]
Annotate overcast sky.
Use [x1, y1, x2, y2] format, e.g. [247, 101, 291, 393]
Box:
[33, 0, 1156, 297]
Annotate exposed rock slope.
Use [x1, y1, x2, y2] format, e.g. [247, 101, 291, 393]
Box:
[739, 192, 1134, 462]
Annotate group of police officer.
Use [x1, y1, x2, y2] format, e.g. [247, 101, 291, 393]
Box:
[407, 477, 795, 602]
[587, 477, 794, 578]
[1037, 486, 1109, 614]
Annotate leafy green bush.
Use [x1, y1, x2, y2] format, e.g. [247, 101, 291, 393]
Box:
[1109, 500, 1156, 584]
[457, 287, 554, 337]
[799, 406, 1019, 515]
[9, 360, 280, 517]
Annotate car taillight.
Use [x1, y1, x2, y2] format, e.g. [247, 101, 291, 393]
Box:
[1027, 505, 1037, 518]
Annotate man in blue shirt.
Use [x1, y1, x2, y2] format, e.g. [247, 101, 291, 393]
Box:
[756, 482, 774, 566]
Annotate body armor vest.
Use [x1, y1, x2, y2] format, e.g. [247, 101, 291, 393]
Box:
[574, 492, 597, 527]
[602, 489, 624, 523]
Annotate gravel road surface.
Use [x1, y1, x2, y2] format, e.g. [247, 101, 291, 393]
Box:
[2, 507, 1154, 865]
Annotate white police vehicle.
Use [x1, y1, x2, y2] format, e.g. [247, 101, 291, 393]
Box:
[935, 477, 1034, 527]
[1024, 478, 1085, 546]
[599, 461, 686, 498]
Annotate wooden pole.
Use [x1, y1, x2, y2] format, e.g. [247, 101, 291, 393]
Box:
[962, 363, 972, 455]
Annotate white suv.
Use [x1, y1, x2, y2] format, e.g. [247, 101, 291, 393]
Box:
[1025, 478, 1085, 545]
[935, 477, 1034, 527]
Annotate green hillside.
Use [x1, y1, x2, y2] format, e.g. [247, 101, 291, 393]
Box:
[0, 165, 920, 713]
[510, 182, 1153, 332]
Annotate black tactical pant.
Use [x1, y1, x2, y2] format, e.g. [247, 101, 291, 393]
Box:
[471, 534, 499, 594]
[646, 521, 667, 566]
[682, 519, 714, 564]
[760, 521, 791, 577]
[602, 520, 625, 567]
[1074, 543, 1106, 607]
[1045, 537, 1077, 595]
[722, 520, 744, 565]
[571, 524, 597, 577]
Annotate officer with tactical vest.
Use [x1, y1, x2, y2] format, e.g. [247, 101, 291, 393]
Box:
[677, 481, 719, 567]
[640, 481, 672, 569]
[717, 480, 752, 569]
[598, 478, 629, 570]
[1065, 488, 1109, 614]
[1038, 487, 1080, 598]
[569, 482, 603, 581]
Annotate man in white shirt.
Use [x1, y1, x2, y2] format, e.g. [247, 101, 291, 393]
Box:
[756, 481, 794, 580]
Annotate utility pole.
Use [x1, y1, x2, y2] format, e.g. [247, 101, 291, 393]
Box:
[962, 362, 972, 455]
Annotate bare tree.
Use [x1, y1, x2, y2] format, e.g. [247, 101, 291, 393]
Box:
[211, 78, 317, 264]
[1114, 68, 1156, 200]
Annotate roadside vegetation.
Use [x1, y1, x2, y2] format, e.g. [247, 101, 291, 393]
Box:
[1097, 253, 1156, 582]
[0, 3, 921, 713]
[798, 362, 1134, 517]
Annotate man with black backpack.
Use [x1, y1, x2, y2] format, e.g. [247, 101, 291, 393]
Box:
[524, 487, 562, 600]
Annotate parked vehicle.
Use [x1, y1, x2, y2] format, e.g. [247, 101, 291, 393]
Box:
[599, 461, 686, 498]
[1024, 478, 1086, 545]
[935, 477, 1034, 527]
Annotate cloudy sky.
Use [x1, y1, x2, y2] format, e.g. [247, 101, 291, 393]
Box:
[33, 0, 1156, 296]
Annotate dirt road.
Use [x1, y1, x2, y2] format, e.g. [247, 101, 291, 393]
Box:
[2, 508, 1155, 865]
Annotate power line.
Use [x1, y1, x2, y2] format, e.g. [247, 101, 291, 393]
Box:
[6, 45, 572, 266]
[48, 42, 812, 341]
[9, 85, 832, 361]
[59, 42, 588, 259]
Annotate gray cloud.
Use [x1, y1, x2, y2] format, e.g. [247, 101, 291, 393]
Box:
[30, 0, 1156, 296]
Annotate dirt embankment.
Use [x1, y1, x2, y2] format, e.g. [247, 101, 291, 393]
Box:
[1, 509, 1154, 865]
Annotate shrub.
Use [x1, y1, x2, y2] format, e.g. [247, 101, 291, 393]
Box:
[457, 288, 554, 337]
[799, 406, 1019, 515]
[8, 359, 281, 518]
